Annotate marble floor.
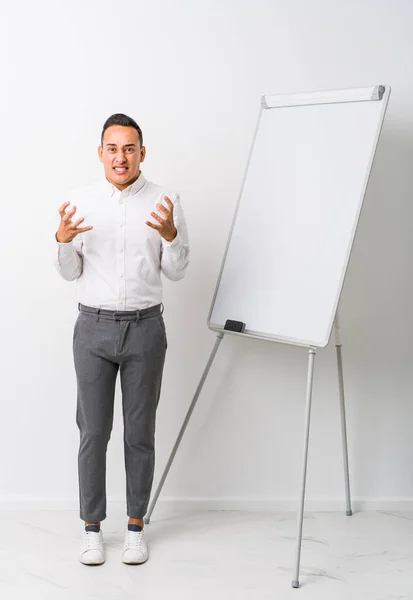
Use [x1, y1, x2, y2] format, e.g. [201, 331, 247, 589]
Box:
[0, 507, 412, 599]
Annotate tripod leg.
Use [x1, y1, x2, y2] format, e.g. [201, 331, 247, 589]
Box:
[145, 333, 224, 524]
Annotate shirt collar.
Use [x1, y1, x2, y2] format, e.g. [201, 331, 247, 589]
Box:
[104, 172, 146, 197]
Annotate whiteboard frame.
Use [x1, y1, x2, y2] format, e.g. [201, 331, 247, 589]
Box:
[207, 85, 391, 348]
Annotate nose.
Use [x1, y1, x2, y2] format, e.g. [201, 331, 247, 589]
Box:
[114, 150, 127, 164]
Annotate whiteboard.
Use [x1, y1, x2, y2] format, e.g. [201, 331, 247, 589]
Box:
[208, 85, 390, 348]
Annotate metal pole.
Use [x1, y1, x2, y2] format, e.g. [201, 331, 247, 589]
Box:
[334, 315, 352, 516]
[145, 332, 225, 524]
[292, 346, 317, 589]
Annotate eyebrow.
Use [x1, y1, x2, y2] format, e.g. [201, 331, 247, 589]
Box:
[105, 143, 137, 148]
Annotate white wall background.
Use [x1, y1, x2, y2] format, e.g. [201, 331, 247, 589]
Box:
[0, 0, 412, 513]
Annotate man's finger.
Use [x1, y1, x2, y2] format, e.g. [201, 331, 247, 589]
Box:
[62, 206, 76, 223]
[58, 201, 70, 217]
[164, 196, 174, 212]
[73, 226, 93, 235]
[71, 217, 85, 229]
[146, 220, 161, 231]
[150, 211, 164, 224]
[156, 203, 169, 218]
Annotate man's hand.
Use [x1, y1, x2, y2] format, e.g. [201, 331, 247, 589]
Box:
[56, 202, 93, 243]
[146, 196, 177, 242]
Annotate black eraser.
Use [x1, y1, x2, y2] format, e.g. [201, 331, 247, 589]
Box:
[224, 319, 246, 333]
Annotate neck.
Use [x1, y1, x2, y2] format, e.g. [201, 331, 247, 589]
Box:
[108, 170, 141, 191]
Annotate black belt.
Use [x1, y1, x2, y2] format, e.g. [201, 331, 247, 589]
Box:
[78, 303, 163, 322]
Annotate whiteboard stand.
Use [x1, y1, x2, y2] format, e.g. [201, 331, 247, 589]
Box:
[334, 314, 352, 518]
[145, 332, 225, 524]
[292, 344, 316, 588]
[145, 85, 390, 589]
[291, 312, 352, 588]
[145, 312, 352, 589]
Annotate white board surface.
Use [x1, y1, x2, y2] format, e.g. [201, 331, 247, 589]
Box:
[208, 86, 390, 347]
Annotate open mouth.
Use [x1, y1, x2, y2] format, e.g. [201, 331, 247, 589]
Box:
[114, 167, 128, 175]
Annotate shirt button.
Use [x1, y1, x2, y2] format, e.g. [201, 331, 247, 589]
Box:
[120, 248, 123, 253]
[120, 223, 124, 228]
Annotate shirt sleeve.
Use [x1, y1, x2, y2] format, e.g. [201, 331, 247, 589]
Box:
[160, 192, 190, 281]
[54, 233, 84, 281]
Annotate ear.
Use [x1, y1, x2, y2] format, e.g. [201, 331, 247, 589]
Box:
[140, 146, 146, 162]
[98, 146, 103, 162]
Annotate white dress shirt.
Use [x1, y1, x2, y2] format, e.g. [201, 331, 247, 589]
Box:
[55, 173, 190, 310]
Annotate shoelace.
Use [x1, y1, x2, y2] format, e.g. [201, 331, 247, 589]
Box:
[84, 531, 102, 550]
[125, 530, 143, 550]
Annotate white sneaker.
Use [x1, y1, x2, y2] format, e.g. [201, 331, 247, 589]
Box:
[80, 529, 105, 565]
[122, 528, 149, 564]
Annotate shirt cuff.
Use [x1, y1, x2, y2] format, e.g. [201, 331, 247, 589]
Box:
[162, 231, 182, 249]
[56, 238, 75, 255]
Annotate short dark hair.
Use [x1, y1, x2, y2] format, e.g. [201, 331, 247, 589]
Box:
[101, 113, 143, 147]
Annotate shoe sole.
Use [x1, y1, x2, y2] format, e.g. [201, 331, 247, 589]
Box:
[122, 556, 148, 565]
[80, 556, 105, 566]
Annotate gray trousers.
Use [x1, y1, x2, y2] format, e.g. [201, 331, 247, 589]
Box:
[73, 303, 167, 523]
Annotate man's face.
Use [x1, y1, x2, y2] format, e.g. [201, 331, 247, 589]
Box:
[98, 125, 146, 190]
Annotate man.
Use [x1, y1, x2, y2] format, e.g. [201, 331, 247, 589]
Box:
[55, 113, 189, 566]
